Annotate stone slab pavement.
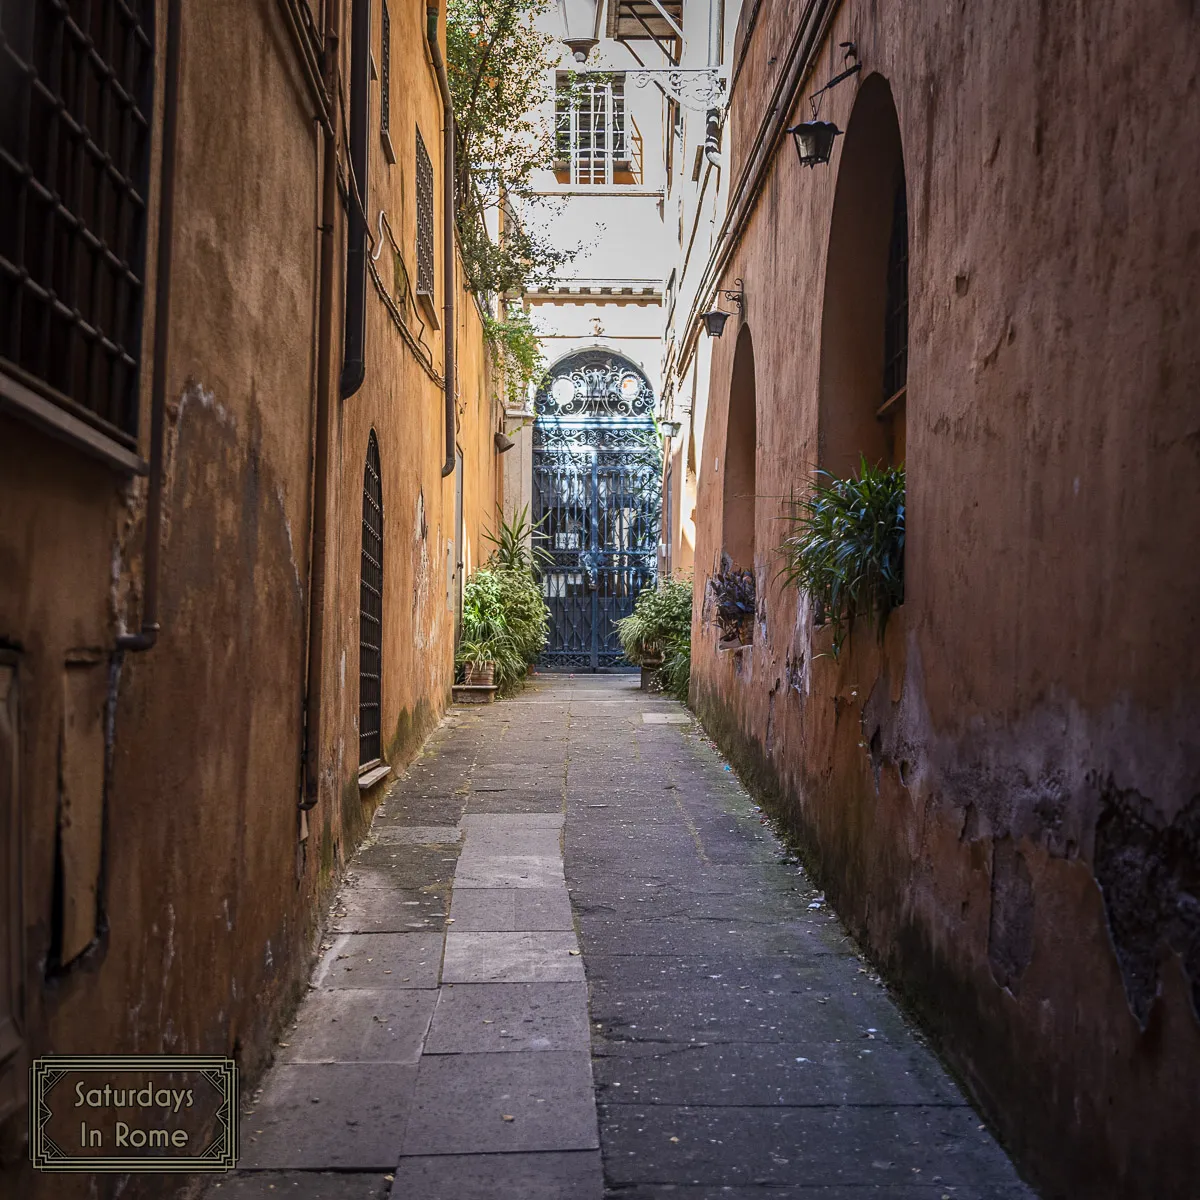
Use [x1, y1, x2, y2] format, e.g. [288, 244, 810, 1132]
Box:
[208, 675, 1034, 1199]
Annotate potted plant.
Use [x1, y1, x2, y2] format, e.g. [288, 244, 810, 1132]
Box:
[457, 639, 497, 687]
[615, 577, 692, 696]
[778, 459, 905, 659]
[709, 568, 756, 647]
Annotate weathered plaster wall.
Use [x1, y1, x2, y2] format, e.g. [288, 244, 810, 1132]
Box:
[692, 2, 1200, 1197]
[0, 2, 496, 1196]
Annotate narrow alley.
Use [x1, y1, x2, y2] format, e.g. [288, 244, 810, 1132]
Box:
[212, 677, 1031, 1199]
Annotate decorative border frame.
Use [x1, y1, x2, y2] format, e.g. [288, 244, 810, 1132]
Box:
[30, 1055, 237, 1172]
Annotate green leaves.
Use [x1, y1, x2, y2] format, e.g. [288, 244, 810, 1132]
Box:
[482, 308, 546, 409]
[482, 503, 553, 576]
[457, 564, 550, 691]
[778, 460, 905, 660]
[615, 577, 693, 702]
[447, 0, 580, 297]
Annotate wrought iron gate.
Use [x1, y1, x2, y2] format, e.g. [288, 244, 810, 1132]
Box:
[533, 351, 661, 671]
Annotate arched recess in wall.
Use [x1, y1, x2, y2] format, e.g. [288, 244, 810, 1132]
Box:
[721, 323, 757, 570]
[817, 73, 908, 476]
[360, 431, 383, 767]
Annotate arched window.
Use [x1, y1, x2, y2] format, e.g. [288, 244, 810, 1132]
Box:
[818, 74, 907, 474]
[722, 324, 757, 569]
[359, 432, 383, 766]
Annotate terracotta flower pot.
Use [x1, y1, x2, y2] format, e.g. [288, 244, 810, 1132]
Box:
[464, 661, 495, 687]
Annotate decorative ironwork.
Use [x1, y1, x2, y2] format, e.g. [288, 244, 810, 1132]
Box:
[629, 69, 726, 112]
[534, 352, 661, 671]
[415, 127, 434, 297]
[360, 432, 383, 765]
[535, 348, 654, 418]
[0, 0, 156, 444]
[883, 177, 908, 400]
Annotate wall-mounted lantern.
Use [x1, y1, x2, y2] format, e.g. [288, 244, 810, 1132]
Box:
[788, 120, 842, 168]
[701, 280, 744, 338]
[786, 43, 861, 169]
[559, 0, 600, 63]
[661, 420, 682, 438]
[494, 431, 516, 453]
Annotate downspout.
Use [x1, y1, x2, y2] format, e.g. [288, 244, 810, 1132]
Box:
[340, 0, 370, 398]
[426, 4, 456, 478]
[702, 0, 724, 169]
[119, 0, 182, 653]
[301, 1, 341, 811]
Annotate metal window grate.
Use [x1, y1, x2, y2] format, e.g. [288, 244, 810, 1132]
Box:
[555, 74, 628, 186]
[380, 0, 390, 135]
[415, 127, 433, 296]
[359, 431, 383, 766]
[883, 178, 908, 401]
[0, 0, 155, 445]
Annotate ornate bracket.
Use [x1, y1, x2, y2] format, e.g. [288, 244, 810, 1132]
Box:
[628, 69, 727, 112]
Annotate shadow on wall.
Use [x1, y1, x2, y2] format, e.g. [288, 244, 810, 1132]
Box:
[818, 72, 908, 474]
[721, 323, 757, 571]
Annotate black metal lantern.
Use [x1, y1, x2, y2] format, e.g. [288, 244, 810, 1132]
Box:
[702, 309, 733, 338]
[559, 0, 600, 62]
[701, 280, 744, 338]
[787, 119, 842, 167]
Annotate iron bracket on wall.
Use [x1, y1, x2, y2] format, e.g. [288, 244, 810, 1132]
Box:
[629, 69, 727, 112]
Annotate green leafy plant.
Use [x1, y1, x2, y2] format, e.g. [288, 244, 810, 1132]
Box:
[446, 0, 582, 296]
[708, 569, 756, 643]
[482, 307, 545, 408]
[456, 565, 550, 692]
[778, 459, 905, 659]
[483, 504, 553, 576]
[616, 577, 693, 702]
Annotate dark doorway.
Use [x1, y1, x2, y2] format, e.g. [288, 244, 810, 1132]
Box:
[533, 350, 661, 671]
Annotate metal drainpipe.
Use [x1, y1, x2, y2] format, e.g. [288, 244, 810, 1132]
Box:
[301, 1, 341, 811]
[118, 0, 182, 653]
[427, 4, 456, 479]
[340, 0, 370, 398]
[702, 0, 724, 169]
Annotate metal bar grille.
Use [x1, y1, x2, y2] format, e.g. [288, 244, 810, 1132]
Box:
[415, 126, 433, 296]
[533, 352, 660, 671]
[555, 75, 627, 186]
[380, 0, 390, 135]
[0, 0, 155, 444]
[359, 431, 383, 766]
[883, 178, 908, 401]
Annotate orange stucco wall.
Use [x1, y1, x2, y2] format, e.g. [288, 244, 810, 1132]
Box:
[0, 2, 498, 1196]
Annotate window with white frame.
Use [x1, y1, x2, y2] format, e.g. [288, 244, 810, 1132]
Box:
[555, 74, 637, 185]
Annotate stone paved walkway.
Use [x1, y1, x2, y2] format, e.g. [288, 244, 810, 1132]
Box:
[210, 675, 1033, 1199]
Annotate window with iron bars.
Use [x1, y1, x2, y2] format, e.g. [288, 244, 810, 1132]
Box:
[0, 0, 156, 448]
[883, 178, 908, 403]
[380, 0, 390, 134]
[415, 127, 434, 297]
[359, 431, 383, 767]
[555, 74, 635, 186]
